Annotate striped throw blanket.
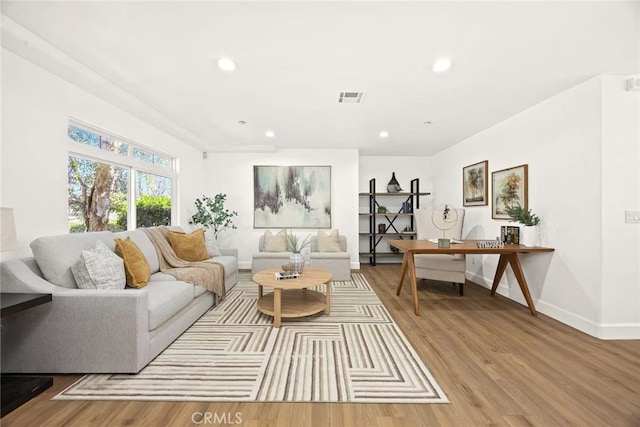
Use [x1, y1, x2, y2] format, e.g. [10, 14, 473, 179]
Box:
[143, 226, 225, 300]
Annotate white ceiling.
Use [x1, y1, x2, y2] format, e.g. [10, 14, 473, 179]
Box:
[2, 1, 638, 156]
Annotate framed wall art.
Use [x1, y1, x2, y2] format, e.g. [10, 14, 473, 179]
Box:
[253, 165, 331, 228]
[492, 164, 528, 219]
[463, 160, 488, 206]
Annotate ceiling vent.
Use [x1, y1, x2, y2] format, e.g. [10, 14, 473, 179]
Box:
[338, 91, 365, 104]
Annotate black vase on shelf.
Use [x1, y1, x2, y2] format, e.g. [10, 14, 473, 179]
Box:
[387, 172, 403, 193]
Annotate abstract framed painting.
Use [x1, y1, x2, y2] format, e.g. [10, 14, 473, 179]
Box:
[253, 166, 331, 228]
[492, 164, 528, 219]
[462, 160, 488, 206]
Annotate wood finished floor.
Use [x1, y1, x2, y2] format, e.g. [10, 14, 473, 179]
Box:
[3, 264, 639, 427]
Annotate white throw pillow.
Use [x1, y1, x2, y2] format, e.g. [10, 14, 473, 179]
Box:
[317, 229, 341, 252]
[204, 230, 222, 257]
[263, 229, 287, 252]
[71, 240, 126, 290]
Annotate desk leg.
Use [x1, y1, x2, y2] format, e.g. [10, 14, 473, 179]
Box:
[491, 254, 510, 295]
[508, 254, 538, 316]
[407, 253, 420, 316]
[491, 254, 537, 316]
[274, 288, 282, 328]
[396, 252, 410, 295]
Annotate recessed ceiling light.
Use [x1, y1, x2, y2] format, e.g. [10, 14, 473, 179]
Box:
[432, 58, 452, 73]
[379, 131, 389, 138]
[217, 57, 236, 72]
[423, 121, 432, 125]
[265, 130, 275, 138]
[238, 120, 246, 125]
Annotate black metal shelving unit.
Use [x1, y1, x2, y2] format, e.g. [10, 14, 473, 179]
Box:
[358, 178, 430, 265]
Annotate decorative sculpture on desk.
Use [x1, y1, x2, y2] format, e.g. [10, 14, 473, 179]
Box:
[431, 204, 459, 248]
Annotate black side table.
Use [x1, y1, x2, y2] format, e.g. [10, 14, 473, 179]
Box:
[1, 293, 54, 417]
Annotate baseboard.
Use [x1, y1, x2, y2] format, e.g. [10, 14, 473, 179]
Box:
[595, 323, 640, 340]
[465, 272, 640, 340]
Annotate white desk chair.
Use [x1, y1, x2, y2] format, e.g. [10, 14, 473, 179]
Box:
[413, 208, 466, 295]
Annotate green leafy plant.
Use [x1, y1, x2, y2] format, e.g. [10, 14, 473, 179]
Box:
[377, 205, 388, 214]
[285, 230, 311, 253]
[190, 194, 238, 238]
[505, 204, 540, 226]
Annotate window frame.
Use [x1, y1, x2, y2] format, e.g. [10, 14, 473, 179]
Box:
[68, 118, 178, 231]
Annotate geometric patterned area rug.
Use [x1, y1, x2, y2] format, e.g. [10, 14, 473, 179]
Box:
[54, 273, 448, 404]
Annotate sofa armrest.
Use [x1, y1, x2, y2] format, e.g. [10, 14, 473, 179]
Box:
[220, 247, 238, 258]
[1, 286, 150, 373]
[1, 258, 60, 293]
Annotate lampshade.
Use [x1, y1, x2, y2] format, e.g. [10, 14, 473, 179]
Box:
[0, 207, 18, 252]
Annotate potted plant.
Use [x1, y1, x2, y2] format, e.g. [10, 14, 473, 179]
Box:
[190, 193, 238, 242]
[505, 204, 540, 247]
[285, 230, 311, 273]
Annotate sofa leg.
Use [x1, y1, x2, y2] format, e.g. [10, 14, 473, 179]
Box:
[458, 283, 464, 296]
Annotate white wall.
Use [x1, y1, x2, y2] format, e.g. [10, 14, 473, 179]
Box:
[205, 149, 359, 270]
[0, 50, 208, 258]
[600, 76, 640, 337]
[432, 76, 640, 339]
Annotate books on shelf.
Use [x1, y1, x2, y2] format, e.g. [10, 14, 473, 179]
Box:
[274, 272, 300, 280]
[500, 226, 520, 244]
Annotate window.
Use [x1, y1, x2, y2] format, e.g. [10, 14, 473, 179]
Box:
[67, 120, 176, 233]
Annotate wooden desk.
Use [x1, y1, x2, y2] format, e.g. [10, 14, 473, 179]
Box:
[388, 240, 554, 316]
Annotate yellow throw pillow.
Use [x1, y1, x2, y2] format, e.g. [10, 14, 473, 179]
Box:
[114, 237, 151, 288]
[263, 229, 287, 252]
[167, 229, 209, 262]
[317, 229, 342, 252]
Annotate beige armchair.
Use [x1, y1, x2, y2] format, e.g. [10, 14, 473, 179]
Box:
[413, 208, 466, 295]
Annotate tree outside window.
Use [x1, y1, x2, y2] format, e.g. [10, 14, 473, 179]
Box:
[68, 123, 174, 233]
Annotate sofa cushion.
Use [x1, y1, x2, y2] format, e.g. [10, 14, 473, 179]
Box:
[194, 285, 207, 298]
[30, 231, 115, 288]
[71, 241, 126, 290]
[167, 229, 209, 262]
[263, 229, 287, 252]
[414, 254, 465, 272]
[203, 256, 235, 277]
[113, 230, 160, 274]
[310, 251, 350, 260]
[145, 281, 194, 330]
[150, 272, 178, 282]
[316, 229, 341, 252]
[114, 237, 151, 288]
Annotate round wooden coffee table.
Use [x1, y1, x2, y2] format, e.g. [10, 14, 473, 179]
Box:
[252, 267, 332, 328]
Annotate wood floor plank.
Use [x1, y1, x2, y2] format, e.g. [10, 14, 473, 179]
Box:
[2, 264, 639, 426]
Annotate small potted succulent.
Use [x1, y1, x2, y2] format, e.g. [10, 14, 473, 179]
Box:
[505, 204, 540, 247]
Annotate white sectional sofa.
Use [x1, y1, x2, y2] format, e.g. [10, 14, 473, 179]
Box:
[0, 227, 238, 374]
